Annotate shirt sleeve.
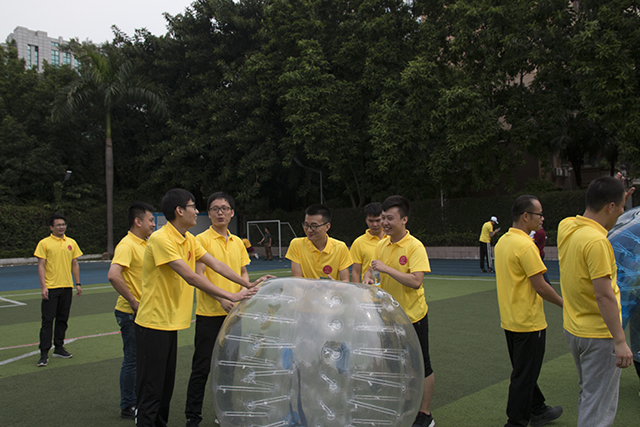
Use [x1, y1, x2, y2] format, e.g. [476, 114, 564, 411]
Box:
[408, 242, 431, 273]
[585, 238, 614, 280]
[112, 241, 133, 269]
[285, 239, 300, 263]
[350, 238, 363, 264]
[520, 244, 547, 277]
[34, 240, 46, 259]
[339, 243, 353, 270]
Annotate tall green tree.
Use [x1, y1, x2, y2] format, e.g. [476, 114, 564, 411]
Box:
[53, 44, 167, 255]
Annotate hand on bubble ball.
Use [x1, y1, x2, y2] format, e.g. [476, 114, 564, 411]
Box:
[248, 274, 275, 288]
[230, 287, 259, 302]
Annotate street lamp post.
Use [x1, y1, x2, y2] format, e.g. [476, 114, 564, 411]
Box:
[294, 158, 324, 205]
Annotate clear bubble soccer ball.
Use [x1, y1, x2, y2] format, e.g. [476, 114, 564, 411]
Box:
[210, 277, 425, 427]
[609, 205, 640, 329]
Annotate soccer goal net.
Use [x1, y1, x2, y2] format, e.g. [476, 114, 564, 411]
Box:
[246, 220, 298, 260]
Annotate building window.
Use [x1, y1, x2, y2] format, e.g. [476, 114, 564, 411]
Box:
[63, 52, 71, 66]
[29, 45, 39, 70]
[51, 50, 59, 66]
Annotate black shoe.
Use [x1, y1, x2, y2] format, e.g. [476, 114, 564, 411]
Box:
[186, 419, 200, 427]
[37, 353, 48, 367]
[412, 411, 435, 427]
[121, 406, 135, 420]
[481, 269, 487, 273]
[530, 405, 563, 427]
[488, 268, 494, 273]
[52, 347, 72, 358]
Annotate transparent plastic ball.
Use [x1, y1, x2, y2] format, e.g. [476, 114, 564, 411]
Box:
[609, 205, 640, 328]
[210, 278, 425, 427]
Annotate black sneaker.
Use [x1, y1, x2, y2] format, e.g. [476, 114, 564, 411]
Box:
[52, 347, 73, 358]
[186, 419, 200, 427]
[412, 411, 435, 427]
[121, 406, 135, 419]
[37, 354, 48, 367]
[530, 405, 563, 427]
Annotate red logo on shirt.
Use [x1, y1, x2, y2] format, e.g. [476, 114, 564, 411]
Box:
[188, 251, 192, 261]
[323, 265, 333, 274]
[399, 255, 407, 265]
[67, 245, 72, 251]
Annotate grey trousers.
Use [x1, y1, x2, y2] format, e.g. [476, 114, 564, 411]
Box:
[564, 330, 621, 427]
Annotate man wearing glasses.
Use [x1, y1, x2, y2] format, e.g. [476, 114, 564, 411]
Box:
[34, 212, 82, 367]
[286, 204, 352, 280]
[134, 189, 269, 427]
[185, 192, 254, 427]
[495, 195, 563, 427]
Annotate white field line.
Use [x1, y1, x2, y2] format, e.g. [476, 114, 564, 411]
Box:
[0, 285, 114, 300]
[0, 297, 27, 308]
[0, 331, 121, 366]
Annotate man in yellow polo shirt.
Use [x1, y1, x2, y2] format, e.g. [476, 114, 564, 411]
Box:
[558, 176, 634, 427]
[362, 195, 434, 427]
[107, 202, 156, 420]
[185, 192, 252, 427]
[34, 212, 82, 367]
[495, 195, 563, 427]
[134, 188, 269, 427]
[286, 204, 352, 281]
[350, 202, 385, 282]
[479, 216, 500, 273]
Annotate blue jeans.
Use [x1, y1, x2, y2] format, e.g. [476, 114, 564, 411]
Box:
[115, 309, 136, 410]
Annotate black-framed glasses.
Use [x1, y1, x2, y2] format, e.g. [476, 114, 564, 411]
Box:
[525, 211, 544, 218]
[302, 221, 329, 232]
[182, 203, 197, 210]
[209, 206, 232, 213]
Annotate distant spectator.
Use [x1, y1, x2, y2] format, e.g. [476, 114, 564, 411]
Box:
[479, 216, 500, 273]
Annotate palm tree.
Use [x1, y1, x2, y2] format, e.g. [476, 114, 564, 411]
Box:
[53, 44, 167, 255]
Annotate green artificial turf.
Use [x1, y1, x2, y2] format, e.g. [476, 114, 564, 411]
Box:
[1, 271, 639, 426]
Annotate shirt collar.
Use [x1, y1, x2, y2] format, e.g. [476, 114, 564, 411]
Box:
[575, 215, 608, 237]
[382, 230, 412, 248]
[165, 221, 186, 244]
[305, 236, 332, 253]
[49, 234, 66, 241]
[127, 230, 147, 245]
[365, 229, 384, 241]
[209, 227, 233, 240]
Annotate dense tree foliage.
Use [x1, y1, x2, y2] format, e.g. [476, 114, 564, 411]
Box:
[2, 0, 639, 241]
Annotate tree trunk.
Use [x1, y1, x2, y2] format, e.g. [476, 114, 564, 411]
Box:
[106, 112, 114, 256]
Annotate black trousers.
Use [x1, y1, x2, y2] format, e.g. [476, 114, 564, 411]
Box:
[185, 315, 226, 423]
[135, 325, 178, 427]
[39, 287, 72, 352]
[479, 242, 492, 270]
[504, 329, 547, 427]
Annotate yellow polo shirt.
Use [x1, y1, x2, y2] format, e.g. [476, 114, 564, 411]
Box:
[374, 231, 430, 323]
[135, 222, 207, 331]
[558, 216, 620, 338]
[34, 234, 83, 289]
[286, 236, 352, 280]
[195, 228, 250, 317]
[350, 229, 385, 282]
[479, 221, 493, 243]
[111, 231, 147, 314]
[495, 228, 548, 332]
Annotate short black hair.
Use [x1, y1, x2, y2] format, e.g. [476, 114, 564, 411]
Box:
[586, 176, 625, 212]
[207, 192, 235, 211]
[381, 195, 411, 219]
[511, 195, 539, 221]
[305, 204, 332, 223]
[161, 188, 195, 221]
[364, 202, 382, 218]
[49, 212, 66, 226]
[128, 202, 155, 229]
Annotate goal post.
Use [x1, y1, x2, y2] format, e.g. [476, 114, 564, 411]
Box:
[246, 220, 298, 260]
